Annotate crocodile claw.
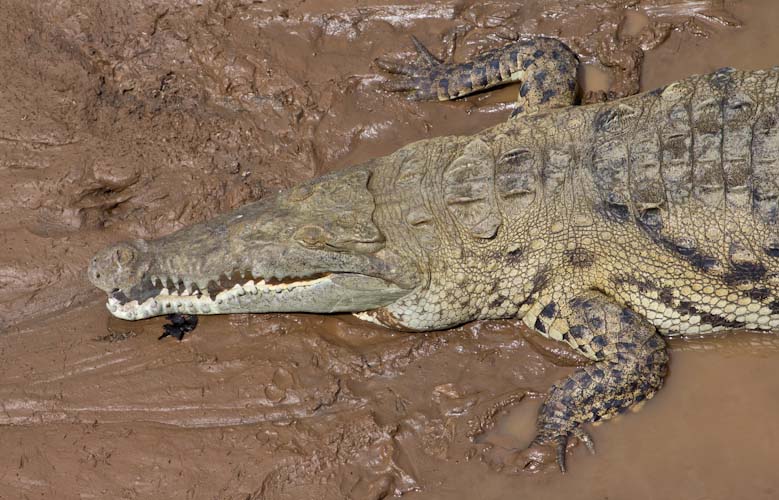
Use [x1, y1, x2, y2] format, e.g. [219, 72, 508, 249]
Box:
[482, 427, 596, 474]
[376, 36, 446, 101]
[534, 427, 596, 473]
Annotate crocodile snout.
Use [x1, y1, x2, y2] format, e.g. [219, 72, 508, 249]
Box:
[88, 239, 150, 293]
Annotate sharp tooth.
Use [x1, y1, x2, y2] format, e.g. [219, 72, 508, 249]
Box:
[180, 289, 190, 297]
[244, 280, 257, 294]
[233, 283, 245, 296]
[160, 287, 170, 296]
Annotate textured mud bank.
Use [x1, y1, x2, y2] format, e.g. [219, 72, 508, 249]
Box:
[2, 1, 779, 499]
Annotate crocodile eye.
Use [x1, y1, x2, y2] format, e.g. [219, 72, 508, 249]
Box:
[294, 225, 328, 249]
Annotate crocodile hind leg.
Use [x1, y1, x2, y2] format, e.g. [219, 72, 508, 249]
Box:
[490, 291, 669, 473]
[378, 36, 578, 115]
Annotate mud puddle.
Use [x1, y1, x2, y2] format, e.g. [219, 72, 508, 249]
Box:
[3, 0, 779, 499]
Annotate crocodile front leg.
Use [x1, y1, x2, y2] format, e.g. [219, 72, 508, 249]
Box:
[378, 36, 578, 115]
[490, 291, 669, 473]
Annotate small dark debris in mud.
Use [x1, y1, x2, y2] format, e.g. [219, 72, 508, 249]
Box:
[96, 328, 138, 343]
[158, 314, 199, 341]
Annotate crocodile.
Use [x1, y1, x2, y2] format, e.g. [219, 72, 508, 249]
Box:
[88, 35, 779, 472]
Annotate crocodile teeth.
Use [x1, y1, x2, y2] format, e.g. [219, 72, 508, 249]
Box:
[244, 280, 257, 294]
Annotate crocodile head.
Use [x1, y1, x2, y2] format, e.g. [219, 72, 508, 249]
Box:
[88, 167, 419, 320]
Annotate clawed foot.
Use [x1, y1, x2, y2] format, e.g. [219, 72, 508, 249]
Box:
[375, 36, 447, 101]
[482, 427, 595, 474]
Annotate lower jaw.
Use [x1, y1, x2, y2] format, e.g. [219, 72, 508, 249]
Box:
[107, 278, 331, 320]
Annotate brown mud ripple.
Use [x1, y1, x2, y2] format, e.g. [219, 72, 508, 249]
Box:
[2, 0, 779, 498]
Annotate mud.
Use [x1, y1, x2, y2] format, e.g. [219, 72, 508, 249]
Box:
[2, 0, 779, 499]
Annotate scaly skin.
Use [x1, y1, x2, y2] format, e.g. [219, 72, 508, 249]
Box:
[89, 36, 779, 472]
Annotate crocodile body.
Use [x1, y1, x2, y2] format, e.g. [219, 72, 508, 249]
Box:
[89, 37, 779, 471]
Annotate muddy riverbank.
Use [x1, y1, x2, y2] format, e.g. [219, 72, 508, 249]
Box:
[2, 1, 779, 498]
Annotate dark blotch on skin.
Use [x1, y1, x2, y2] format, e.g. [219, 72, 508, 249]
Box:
[540, 89, 557, 104]
[534, 70, 547, 85]
[602, 201, 630, 222]
[519, 81, 531, 97]
[594, 108, 618, 132]
[540, 301, 557, 319]
[677, 301, 747, 329]
[488, 59, 500, 76]
[522, 58, 534, 69]
[569, 324, 586, 339]
[489, 295, 508, 308]
[619, 309, 637, 325]
[533, 49, 545, 58]
[747, 287, 772, 301]
[723, 261, 767, 285]
[764, 244, 779, 258]
[510, 105, 525, 117]
[534, 317, 547, 334]
[637, 221, 720, 272]
[472, 66, 488, 87]
[438, 78, 449, 95]
[565, 247, 595, 268]
[457, 72, 473, 92]
[659, 287, 675, 306]
[638, 208, 663, 232]
[505, 247, 523, 263]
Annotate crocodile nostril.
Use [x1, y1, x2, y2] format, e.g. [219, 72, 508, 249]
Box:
[113, 246, 136, 266]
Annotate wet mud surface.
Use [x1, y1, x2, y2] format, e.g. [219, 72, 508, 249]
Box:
[2, 0, 779, 498]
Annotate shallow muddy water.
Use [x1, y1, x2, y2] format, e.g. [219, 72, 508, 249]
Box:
[2, 1, 779, 499]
